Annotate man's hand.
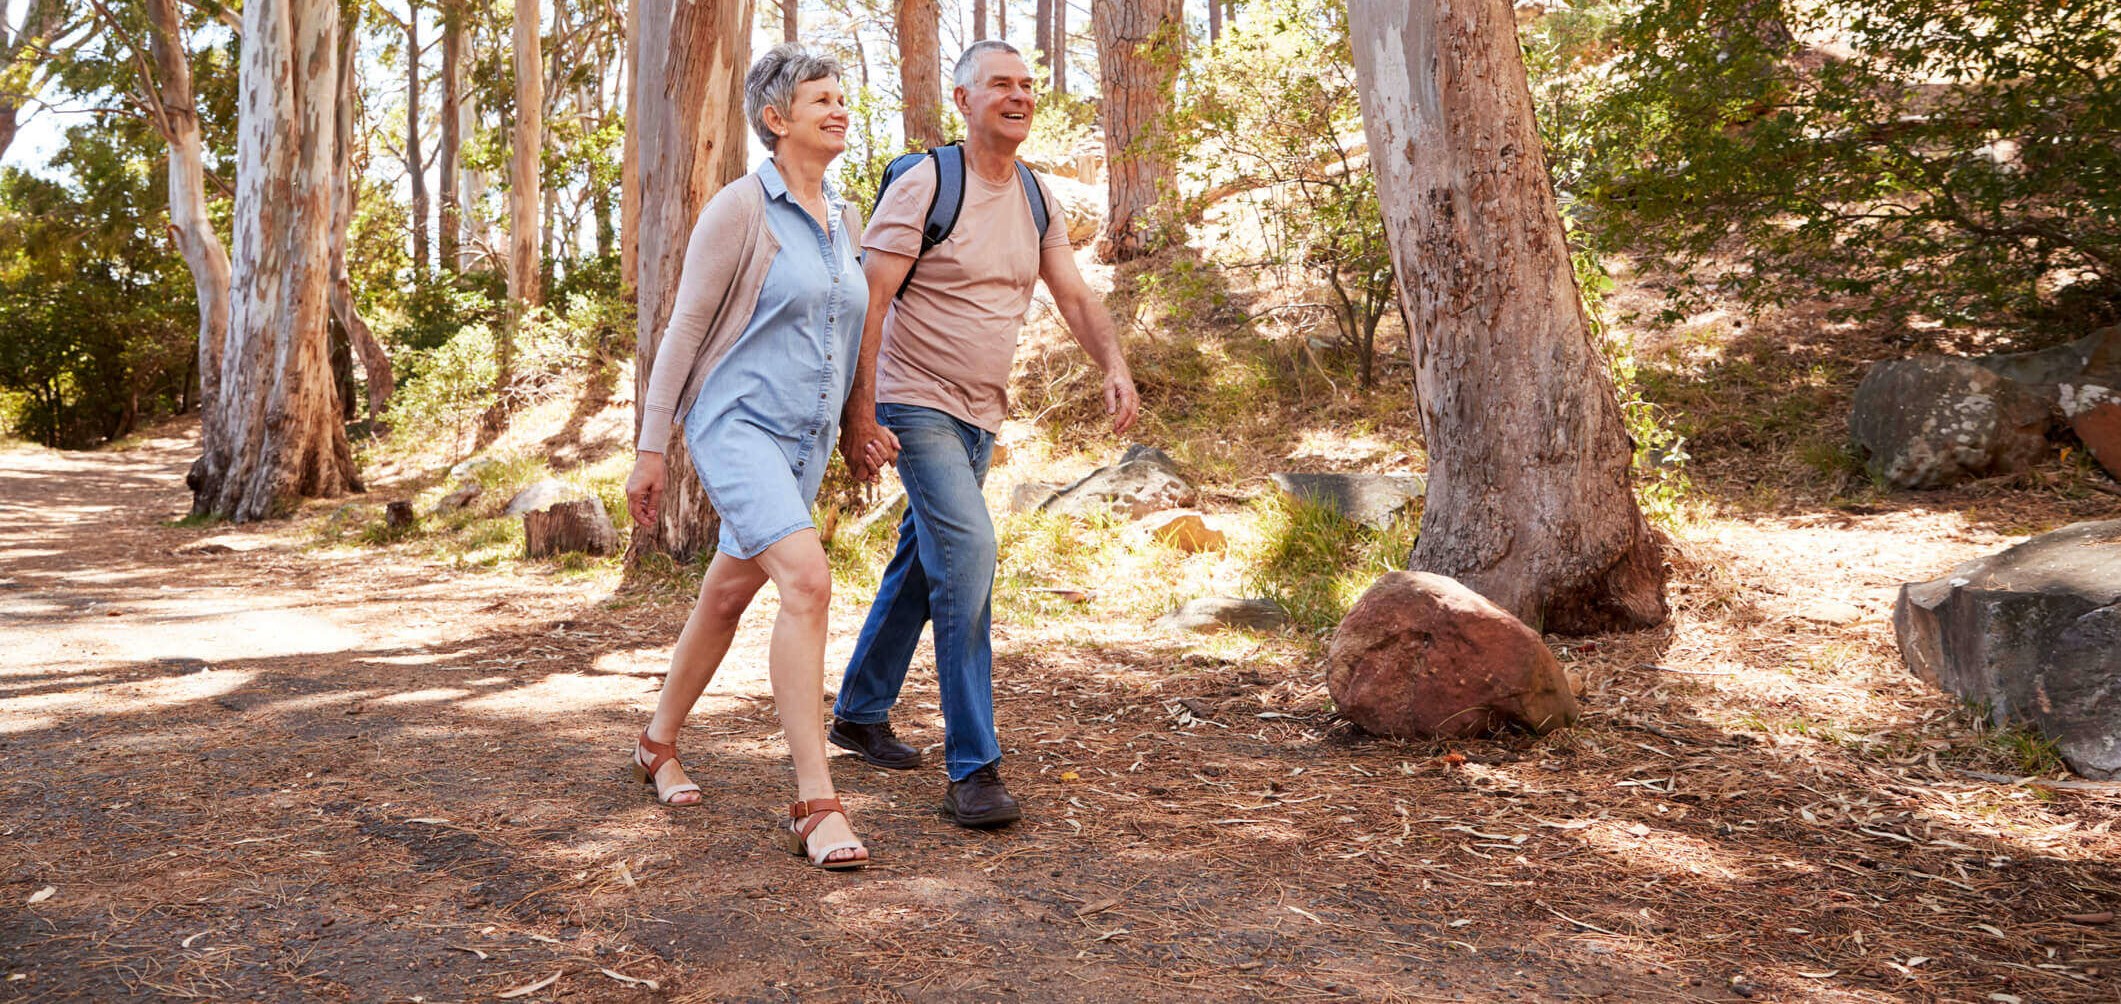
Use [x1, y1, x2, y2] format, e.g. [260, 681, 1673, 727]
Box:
[624, 452, 667, 527]
[838, 417, 902, 483]
[1104, 367, 1140, 436]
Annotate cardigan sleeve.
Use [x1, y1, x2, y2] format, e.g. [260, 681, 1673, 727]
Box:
[636, 184, 757, 453]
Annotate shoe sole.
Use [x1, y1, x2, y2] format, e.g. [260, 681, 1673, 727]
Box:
[828, 731, 923, 770]
[943, 802, 1022, 829]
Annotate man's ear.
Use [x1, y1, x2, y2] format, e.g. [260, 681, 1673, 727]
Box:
[952, 85, 971, 116]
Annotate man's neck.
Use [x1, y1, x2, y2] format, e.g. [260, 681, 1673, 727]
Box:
[962, 130, 1021, 184]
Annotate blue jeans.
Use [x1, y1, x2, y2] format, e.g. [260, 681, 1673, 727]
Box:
[834, 403, 999, 781]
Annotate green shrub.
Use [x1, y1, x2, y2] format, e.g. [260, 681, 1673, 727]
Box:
[1242, 494, 1418, 633]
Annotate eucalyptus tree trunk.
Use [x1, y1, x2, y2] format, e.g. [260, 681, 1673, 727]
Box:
[1091, 0, 1179, 262]
[456, 6, 485, 268]
[782, 0, 797, 42]
[896, 0, 943, 150]
[971, 0, 984, 39]
[406, 1, 430, 275]
[505, 0, 544, 396]
[632, 0, 750, 561]
[620, 0, 638, 294]
[995, 0, 1004, 41]
[1347, 0, 1666, 633]
[439, 0, 461, 272]
[192, 0, 361, 521]
[332, 0, 393, 421]
[1207, 0, 1220, 42]
[144, 0, 231, 427]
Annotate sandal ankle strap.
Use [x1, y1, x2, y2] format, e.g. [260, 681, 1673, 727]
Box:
[789, 797, 846, 839]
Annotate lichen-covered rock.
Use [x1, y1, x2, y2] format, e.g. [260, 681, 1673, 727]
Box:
[1041, 450, 1195, 520]
[1894, 520, 2121, 779]
[1327, 572, 1578, 739]
[1974, 325, 2121, 404]
[1849, 356, 2051, 489]
[2061, 385, 2121, 481]
[1270, 472, 1425, 528]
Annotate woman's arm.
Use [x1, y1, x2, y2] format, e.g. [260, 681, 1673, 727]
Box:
[635, 186, 755, 453]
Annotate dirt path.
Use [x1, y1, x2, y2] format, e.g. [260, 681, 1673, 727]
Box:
[5, 428, 2119, 1002]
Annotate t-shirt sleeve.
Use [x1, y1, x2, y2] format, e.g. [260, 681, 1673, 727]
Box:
[1035, 173, 1072, 250]
[862, 159, 936, 258]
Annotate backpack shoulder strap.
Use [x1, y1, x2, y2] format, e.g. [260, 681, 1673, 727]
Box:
[1013, 161, 1051, 242]
[924, 144, 967, 251]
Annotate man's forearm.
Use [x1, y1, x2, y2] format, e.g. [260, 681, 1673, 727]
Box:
[1057, 291, 1129, 375]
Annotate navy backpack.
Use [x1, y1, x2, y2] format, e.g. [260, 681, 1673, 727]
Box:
[871, 143, 1052, 297]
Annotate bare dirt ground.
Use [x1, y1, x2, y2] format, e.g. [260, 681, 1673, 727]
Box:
[4, 416, 2121, 1003]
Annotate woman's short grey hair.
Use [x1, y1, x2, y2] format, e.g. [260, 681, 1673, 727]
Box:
[745, 43, 843, 151]
[952, 40, 1022, 90]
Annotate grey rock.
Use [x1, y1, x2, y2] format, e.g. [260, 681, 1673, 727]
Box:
[432, 482, 483, 515]
[1009, 481, 1063, 513]
[1974, 325, 2121, 404]
[1849, 356, 2051, 489]
[1043, 461, 1195, 520]
[384, 501, 417, 530]
[1270, 472, 1427, 528]
[1155, 597, 1289, 634]
[448, 456, 501, 482]
[504, 479, 585, 517]
[1894, 520, 2121, 778]
[1119, 444, 1181, 471]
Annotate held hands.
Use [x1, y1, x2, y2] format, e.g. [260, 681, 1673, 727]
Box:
[839, 417, 902, 483]
[1104, 367, 1141, 436]
[624, 452, 667, 527]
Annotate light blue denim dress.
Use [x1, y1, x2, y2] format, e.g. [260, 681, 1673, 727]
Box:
[682, 161, 868, 559]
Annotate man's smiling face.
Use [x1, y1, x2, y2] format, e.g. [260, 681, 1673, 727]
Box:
[956, 50, 1037, 146]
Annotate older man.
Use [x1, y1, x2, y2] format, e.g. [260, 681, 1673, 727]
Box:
[829, 40, 1140, 827]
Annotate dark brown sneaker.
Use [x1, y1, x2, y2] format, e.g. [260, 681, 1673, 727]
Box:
[828, 718, 922, 770]
[943, 763, 1021, 828]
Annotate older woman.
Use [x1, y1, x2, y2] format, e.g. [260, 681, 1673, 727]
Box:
[623, 44, 897, 870]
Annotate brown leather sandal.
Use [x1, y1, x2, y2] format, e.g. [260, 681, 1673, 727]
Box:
[631, 731, 702, 806]
[780, 797, 869, 870]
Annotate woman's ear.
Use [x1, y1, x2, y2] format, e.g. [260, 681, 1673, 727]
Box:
[761, 103, 789, 139]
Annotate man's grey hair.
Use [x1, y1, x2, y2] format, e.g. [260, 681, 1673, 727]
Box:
[952, 40, 1023, 90]
[745, 43, 843, 151]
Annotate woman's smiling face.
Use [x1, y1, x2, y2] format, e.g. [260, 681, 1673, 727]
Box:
[771, 75, 850, 159]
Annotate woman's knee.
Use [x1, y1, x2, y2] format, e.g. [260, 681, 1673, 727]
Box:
[698, 574, 762, 622]
[776, 564, 833, 615]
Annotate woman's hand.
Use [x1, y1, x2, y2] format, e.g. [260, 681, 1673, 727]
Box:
[625, 452, 668, 526]
[839, 417, 901, 483]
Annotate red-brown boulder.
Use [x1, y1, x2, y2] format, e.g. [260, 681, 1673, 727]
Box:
[1327, 572, 1579, 738]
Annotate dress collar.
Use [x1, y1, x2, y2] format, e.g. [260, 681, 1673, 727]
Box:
[758, 158, 845, 214]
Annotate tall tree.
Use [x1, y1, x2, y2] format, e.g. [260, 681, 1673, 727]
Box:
[1206, 0, 1220, 42]
[505, 0, 543, 394]
[1034, 0, 1049, 81]
[404, 1, 430, 273]
[332, 0, 393, 420]
[782, 0, 797, 41]
[971, 0, 984, 39]
[0, 0, 68, 162]
[1050, 0, 1064, 94]
[438, 0, 461, 271]
[632, 0, 750, 560]
[141, 0, 230, 429]
[1091, 0, 1179, 261]
[896, 0, 943, 150]
[455, 1, 484, 268]
[1347, 0, 1666, 633]
[995, 0, 1004, 41]
[191, 0, 361, 520]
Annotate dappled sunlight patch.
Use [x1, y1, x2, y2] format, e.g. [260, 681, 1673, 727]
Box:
[0, 668, 254, 734]
[455, 672, 644, 716]
[369, 687, 474, 707]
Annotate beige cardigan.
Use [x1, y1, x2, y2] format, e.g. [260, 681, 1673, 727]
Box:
[636, 170, 865, 453]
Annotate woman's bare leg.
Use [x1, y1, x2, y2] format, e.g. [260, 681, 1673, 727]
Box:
[639, 551, 769, 804]
[751, 529, 863, 863]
